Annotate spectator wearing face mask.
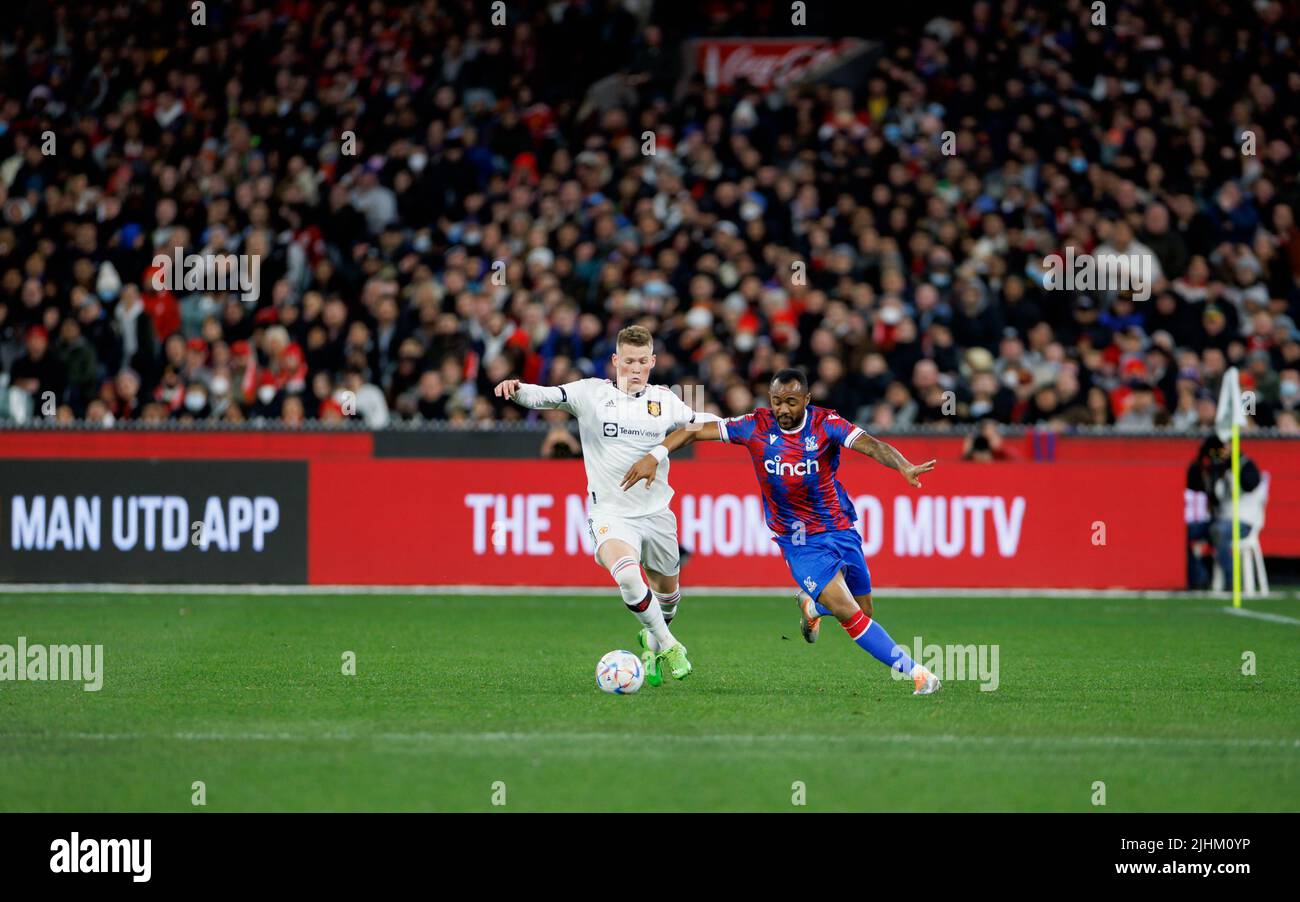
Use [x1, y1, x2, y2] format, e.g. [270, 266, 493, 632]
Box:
[2, 0, 1299, 432]
[181, 381, 211, 419]
[1275, 368, 1300, 419]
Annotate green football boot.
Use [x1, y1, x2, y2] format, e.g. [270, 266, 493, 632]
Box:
[656, 641, 693, 681]
[637, 628, 663, 687]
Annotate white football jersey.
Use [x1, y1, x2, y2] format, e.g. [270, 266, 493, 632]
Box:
[515, 379, 698, 518]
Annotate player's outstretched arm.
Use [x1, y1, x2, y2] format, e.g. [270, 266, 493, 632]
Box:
[493, 379, 572, 412]
[620, 420, 721, 491]
[849, 430, 936, 488]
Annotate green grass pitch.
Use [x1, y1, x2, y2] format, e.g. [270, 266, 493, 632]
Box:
[1, 591, 1298, 812]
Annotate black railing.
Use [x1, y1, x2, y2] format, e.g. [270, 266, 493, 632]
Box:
[1, 418, 1297, 440]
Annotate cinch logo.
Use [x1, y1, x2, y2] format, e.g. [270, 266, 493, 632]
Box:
[50, 833, 151, 882]
[765, 455, 819, 477]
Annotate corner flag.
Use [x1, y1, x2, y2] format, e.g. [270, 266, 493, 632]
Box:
[1215, 368, 1245, 606]
[1214, 367, 1243, 442]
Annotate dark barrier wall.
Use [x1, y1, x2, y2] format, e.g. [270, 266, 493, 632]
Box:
[0, 460, 308, 583]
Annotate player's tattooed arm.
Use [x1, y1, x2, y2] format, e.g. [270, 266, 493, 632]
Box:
[849, 431, 937, 488]
[620, 421, 721, 491]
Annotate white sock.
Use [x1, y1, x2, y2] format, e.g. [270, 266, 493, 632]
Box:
[653, 588, 680, 625]
[610, 556, 647, 604]
[610, 556, 675, 650]
[634, 595, 675, 653]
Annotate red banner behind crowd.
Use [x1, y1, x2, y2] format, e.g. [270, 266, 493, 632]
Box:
[311, 460, 1186, 589]
[693, 38, 866, 91]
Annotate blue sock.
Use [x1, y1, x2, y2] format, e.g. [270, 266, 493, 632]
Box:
[844, 611, 916, 674]
[814, 601, 834, 617]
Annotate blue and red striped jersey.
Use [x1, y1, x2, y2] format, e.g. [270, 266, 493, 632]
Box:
[718, 405, 866, 537]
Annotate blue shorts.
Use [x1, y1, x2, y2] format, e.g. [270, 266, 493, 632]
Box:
[775, 528, 872, 600]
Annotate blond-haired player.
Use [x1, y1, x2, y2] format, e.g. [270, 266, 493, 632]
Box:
[494, 325, 714, 685]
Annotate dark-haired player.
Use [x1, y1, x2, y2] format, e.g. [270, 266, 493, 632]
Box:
[621, 368, 941, 694]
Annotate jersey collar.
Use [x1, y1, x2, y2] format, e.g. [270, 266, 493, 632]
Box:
[778, 409, 809, 434]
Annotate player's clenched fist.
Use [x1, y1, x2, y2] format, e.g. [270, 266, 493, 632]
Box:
[493, 379, 521, 399]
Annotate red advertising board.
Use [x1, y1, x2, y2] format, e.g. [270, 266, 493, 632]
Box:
[1, 431, 1292, 566]
[309, 460, 1186, 589]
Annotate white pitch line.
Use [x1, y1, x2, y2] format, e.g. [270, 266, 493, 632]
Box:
[1221, 606, 1300, 626]
[5, 730, 1298, 752]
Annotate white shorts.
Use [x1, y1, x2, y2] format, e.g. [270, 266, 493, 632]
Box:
[588, 508, 681, 576]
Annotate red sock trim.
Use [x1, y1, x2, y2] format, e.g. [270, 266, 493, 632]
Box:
[841, 610, 872, 641]
[626, 589, 652, 613]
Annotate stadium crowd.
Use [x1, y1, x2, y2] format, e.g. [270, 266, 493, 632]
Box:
[2, 0, 1299, 434]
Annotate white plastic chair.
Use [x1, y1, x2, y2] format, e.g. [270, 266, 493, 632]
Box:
[1212, 472, 1269, 595]
[1240, 473, 1269, 595]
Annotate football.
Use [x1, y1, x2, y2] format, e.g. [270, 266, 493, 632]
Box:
[595, 650, 645, 695]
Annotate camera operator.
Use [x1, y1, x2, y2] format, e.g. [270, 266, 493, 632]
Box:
[1186, 435, 1265, 589]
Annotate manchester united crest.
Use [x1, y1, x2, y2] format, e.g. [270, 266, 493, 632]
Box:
[647, 400, 661, 417]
